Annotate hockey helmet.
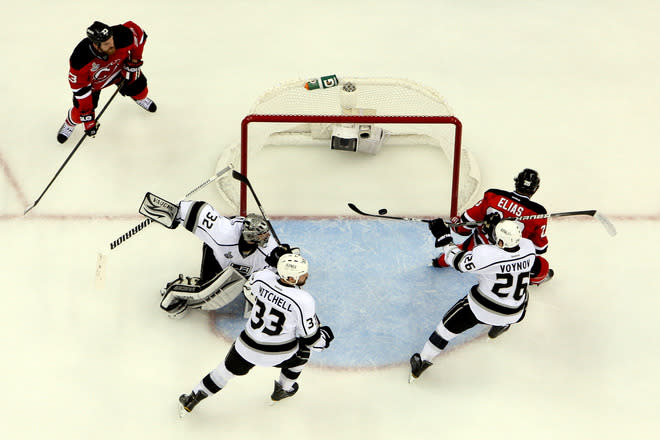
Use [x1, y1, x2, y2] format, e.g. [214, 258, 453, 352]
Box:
[86, 21, 113, 44]
[493, 220, 523, 249]
[242, 214, 270, 246]
[514, 168, 540, 196]
[277, 253, 309, 285]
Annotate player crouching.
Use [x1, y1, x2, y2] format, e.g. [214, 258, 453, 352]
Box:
[410, 216, 543, 382]
[138, 192, 295, 319]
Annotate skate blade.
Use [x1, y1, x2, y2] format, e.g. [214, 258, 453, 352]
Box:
[408, 373, 418, 384]
[178, 403, 190, 419]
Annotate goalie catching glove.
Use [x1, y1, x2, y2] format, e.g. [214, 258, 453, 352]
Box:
[139, 192, 180, 229]
[429, 218, 453, 248]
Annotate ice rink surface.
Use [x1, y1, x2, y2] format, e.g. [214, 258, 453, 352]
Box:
[1, 1, 659, 439]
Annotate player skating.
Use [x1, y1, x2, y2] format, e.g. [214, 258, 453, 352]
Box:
[56, 20, 157, 144]
[178, 254, 334, 415]
[410, 217, 542, 382]
[432, 168, 553, 285]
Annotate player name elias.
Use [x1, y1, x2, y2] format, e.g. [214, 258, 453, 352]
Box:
[257, 286, 293, 312]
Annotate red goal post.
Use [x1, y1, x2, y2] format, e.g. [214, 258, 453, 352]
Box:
[215, 77, 481, 218]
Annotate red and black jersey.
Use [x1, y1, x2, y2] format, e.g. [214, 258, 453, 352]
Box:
[67, 21, 147, 113]
[456, 188, 549, 254]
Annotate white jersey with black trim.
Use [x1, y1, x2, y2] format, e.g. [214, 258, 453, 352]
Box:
[444, 238, 536, 326]
[236, 269, 321, 366]
[176, 200, 278, 278]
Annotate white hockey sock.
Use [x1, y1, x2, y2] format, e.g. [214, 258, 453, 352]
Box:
[277, 374, 297, 392]
[420, 341, 443, 363]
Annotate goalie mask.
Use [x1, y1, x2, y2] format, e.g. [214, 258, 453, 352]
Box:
[242, 214, 270, 246]
[493, 220, 523, 249]
[277, 253, 309, 285]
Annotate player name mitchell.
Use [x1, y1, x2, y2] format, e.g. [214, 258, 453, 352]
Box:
[256, 286, 293, 312]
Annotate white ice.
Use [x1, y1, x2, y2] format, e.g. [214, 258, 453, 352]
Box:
[1, 1, 659, 439]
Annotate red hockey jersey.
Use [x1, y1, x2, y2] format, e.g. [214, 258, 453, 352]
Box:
[67, 21, 147, 113]
[457, 188, 549, 254]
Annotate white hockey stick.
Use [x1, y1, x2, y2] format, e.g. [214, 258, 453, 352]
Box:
[108, 165, 233, 250]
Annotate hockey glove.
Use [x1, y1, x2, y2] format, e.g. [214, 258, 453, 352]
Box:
[123, 59, 143, 82]
[482, 212, 502, 242]
[80, 110, 99, 136]
[311, 326, 335, 351]
[265, 243, 292, 267]
[429, 218, 453, 247]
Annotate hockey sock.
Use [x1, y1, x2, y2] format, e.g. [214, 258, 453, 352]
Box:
[65, 108, 77, 126]
[277, 374, 297, 392]
[131, 87, 149, 101]
[420, 341, 442, 363]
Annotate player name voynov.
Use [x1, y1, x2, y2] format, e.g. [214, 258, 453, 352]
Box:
[257, 286, 293, 312]
[498, 259, 531, 273]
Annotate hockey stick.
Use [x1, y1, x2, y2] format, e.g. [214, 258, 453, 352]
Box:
[108, 165, 234, 250]
[232, 170, 281, 244]
[347, 203, 617, 236]
[24, 81, 125, 215]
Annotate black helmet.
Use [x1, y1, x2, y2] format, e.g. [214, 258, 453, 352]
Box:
[86, 21, 113, 44]
[514, 168, 540, 196]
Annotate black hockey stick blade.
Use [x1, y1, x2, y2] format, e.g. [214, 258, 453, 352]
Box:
[347, 203, 431, 223]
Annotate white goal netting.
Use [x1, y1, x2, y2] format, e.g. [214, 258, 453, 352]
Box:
[215, 76, 481, 217]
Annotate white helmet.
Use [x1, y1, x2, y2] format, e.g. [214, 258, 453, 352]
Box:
[277, 253, 309, 285]
[493, 220, 523, 249]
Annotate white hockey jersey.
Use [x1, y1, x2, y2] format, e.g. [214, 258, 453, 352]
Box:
[444, 238, 536, 326]
[236, 269, 321, 366]
[176, 200, 278, 278]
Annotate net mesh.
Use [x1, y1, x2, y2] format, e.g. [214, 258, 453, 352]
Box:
[215, 77, 481, 216]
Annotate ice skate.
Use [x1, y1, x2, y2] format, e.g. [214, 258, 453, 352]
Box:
[178, 390, 207, 417]
[270, 380, 299, 402]
[409, 353, 433, 383]
[56, 120, 76, 144]
[134, 96, 157, 112]
[532, 268, 554, 286]
[488, 324, 510, 339]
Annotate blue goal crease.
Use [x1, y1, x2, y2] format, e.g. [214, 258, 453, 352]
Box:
[212, 219, 485, 368]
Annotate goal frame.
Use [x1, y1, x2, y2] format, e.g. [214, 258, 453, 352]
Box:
[238, 114, 463, 218]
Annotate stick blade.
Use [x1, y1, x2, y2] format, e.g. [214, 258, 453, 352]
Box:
[232, 170, 248, 183]
[23, 202, 36, 215]
[594, 211, 617, 236]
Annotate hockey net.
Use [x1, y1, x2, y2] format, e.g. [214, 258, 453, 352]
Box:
[215, 77, 481, 218]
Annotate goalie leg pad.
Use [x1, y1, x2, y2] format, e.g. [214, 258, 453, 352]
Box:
[184, 267, 247, 311]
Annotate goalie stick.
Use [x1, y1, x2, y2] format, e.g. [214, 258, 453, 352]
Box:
[232, 170, 281, 244]
[347, 203, 617, 236]
[108, 165, 233, 250]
